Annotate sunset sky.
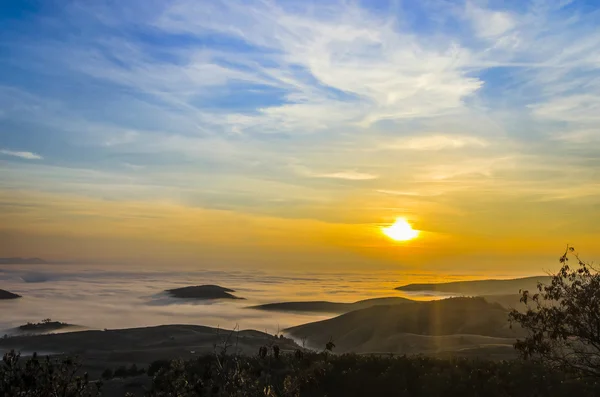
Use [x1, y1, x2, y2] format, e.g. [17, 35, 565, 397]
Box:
[0, 0, 599, 273]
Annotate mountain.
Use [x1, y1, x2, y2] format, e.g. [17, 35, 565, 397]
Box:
[166, 285, 244, 300]
[250, 297, 411, 313]
[0, 289, 21, 299]
[285, 297, 524, 354]
[0, 257, 47, 265]
[396, 276, 550, 296]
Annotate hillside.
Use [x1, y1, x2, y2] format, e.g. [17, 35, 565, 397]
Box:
[166, 285, 244, 300]
[0, 324, 297, 378]
[0, 289, 21, 299]
[250, 297, 411, 313]
[482, 294, 525, 310]
[286, 297, 524, 354]
[396, 276, 550, 296]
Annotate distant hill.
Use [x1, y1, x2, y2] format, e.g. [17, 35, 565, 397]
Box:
[285, 297, 525, 354]
[396, 276, 551, 296]
[16, 320, 78, 335]
[0, 257, 47, 265]
[166, 285, 244, 300]
[250, 297, 411, 313]
[0, 289, 21, 299]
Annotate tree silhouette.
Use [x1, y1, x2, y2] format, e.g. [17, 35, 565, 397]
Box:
[510, 246, 600, 376]
[0, 350, 101, 396]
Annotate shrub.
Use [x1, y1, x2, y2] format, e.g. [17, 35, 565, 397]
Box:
[101, 368, 113, 380]
[0, 350, 101, 397]
[146, 351, 600, 397]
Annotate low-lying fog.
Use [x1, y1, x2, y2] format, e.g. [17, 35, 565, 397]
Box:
[1, 264, 467, 334]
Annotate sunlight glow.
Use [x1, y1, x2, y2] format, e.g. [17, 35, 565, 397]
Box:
[382, 218, 419, 241]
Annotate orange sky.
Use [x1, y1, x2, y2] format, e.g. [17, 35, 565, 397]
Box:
[1, 189, 597, 275]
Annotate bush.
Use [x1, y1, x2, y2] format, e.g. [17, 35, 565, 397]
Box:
[146, 351, 600, 397]
[111, 363, 145, 379]
[0, 350, 101, 397]
[101, 368, 113, 380]
[147, 360, 170, 377]
[113, 365, 129, 378]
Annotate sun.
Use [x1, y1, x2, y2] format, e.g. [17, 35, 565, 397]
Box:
[382, 217, 419, 241]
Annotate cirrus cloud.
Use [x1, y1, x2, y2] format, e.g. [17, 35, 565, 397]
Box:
[0, 149, 43, 160]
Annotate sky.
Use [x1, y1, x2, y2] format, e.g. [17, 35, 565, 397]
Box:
[0, 0, 599, 274]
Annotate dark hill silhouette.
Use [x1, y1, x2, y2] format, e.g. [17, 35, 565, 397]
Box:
[396, 276, 550, 296]
[0, 257, 47, 265]
[0, 324, 298, 378]
[250, 297, 411, 313]
[166, 285, 244, 300]
[0, 289, 21, 299]
[286, 297, 525, 354]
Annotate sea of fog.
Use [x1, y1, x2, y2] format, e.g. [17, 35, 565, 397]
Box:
[0, 264, 466, 334]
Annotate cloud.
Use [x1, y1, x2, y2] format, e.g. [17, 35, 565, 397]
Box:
[384, 135, 488, 151]
[0, 264, 346, 333]
[0, 149, 43, 160]
[465, 2, 516, 39]
[316, 171, 378, 181]
[43, 0, 486, 135]
[290, 164, 378, 181]
[531, 95, 600, 123]
[418, 156, 515, 181]
[103, 130, 139, 147]
[376, 190, 442, 198]
[551, 129, 600, 143]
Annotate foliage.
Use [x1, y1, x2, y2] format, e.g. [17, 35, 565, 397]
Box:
[0, 350, 101, 397]
[509, 246, 600, 376]
[146, 351, 600, 397]
[6, 347, 600, 397]
[147, 360, 171, 377]
[101, 368, 113, 380]
[106, 363, 146, 379]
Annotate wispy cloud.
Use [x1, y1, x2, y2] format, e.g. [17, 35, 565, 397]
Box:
[47, 0, 486, 134]
[552, 129, 600, 143]
[316, 171, 378, 181]
[0, 149, 43, 160]
[465, 2, 516, 40]
[383, 135, 488, 151]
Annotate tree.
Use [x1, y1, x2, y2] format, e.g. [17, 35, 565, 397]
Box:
[509, 246, 600, 376]
[0, 350, 101, 396]
[101, 368, 113, 380]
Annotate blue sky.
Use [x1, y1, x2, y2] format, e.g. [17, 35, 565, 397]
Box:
[0, 0, 599, 269]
